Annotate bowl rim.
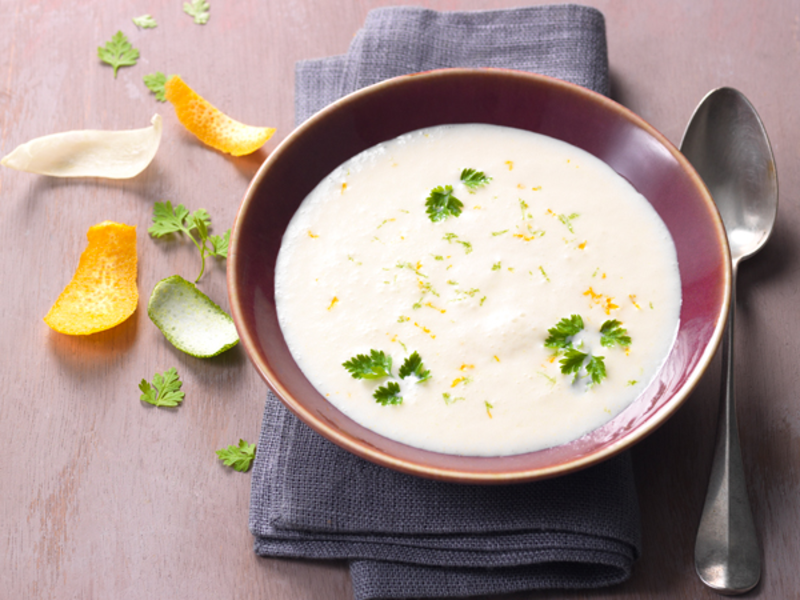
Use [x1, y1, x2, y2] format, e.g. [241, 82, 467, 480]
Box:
[228, 67, 731, 483]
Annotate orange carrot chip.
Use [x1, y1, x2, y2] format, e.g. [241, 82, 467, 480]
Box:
[44, 221, 138, 335]
[165, 76, 275, 156]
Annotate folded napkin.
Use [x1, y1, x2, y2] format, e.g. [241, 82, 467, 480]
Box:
[251, 6, 640, 600]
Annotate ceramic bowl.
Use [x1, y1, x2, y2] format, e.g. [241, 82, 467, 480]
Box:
[228, 68, 730, 483]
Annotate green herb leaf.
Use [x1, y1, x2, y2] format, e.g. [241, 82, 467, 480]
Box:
[559, 348, 588, 380]
[139, 367, 185, 407]
[209, 230, 230, 258]
[600, 319, 632, 347]
[343, 350, 393, 380]
[426, 185, 463, 222]
[216, 439, 256, 472]
[184, 0, 210, 24]
[545, 314, 584, 350]
[98, 31, 139, 78]
[132, 14, 158, 29]
[460, 168, 492, 190]
[143, 72, 172, 101]
[585, 355, 607, 385]
[374, 381, 403, 405]
[148, 202, 228, 282]
[398, 351, 431, 382]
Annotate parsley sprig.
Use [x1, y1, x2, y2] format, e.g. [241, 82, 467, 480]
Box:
[132, 14, 158, 29]
[216, 439, 256, 472]
[98, 31, 139, 78]
[544, 314, 584, 350]
[139, 367, 185, 407]
[425, 185, 463, 222]
[148, 201, 230, 282]
[343, 349, 432, 405]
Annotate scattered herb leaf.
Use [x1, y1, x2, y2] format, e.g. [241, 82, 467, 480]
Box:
[426, 185, 463, 222]
[132, 14, 158, 29]
[374, 381, 402, 405]
[600, 319, 631, 348]
[98, 31, 139, 78]
[398, 351, 431, 382]
[139, 367, 184, 407]
[544, 314, 584, 350]
[184, 0, 210, 24]
[343, 350, 393, 380]
[460, 168, 492, 190]
[216, 439, 256, 472]
[143, 72, 172, 102]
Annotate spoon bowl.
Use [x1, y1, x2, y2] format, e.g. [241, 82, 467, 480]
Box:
[681, 87, 778, 595]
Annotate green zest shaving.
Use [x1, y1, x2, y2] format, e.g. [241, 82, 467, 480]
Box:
[98, 31, 139, 78]
[148, 201, 230, 282]
[147, 275, 239, 358]
[216, 439, 256, 472]
[139, 367, 185, 407]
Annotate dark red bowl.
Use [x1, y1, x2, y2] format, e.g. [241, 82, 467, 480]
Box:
[228, 68, 730, 483]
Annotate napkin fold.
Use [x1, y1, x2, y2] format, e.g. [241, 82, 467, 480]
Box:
[251, 6, 641, 600]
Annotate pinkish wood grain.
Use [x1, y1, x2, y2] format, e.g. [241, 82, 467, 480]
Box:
[1, 1, 797, 599]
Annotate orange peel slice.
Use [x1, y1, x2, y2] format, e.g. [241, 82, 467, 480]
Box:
[165, 76, 275, 156]
[44, 221, 138, 335]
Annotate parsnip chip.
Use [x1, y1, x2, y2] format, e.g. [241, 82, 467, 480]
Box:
[165, 76, 275, 156]
[147, 275, 239, 357]
[1, 115, 162, 178]
[45, 221, 138, 335]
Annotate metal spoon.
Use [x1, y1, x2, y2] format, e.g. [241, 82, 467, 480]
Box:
[680, 88, 777, 594]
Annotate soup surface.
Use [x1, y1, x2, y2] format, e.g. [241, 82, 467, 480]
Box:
[275, 124, 681, 456]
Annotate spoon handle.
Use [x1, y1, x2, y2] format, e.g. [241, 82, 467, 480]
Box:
[694, 266, 761, 594]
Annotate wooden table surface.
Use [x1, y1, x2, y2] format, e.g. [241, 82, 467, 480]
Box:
[2, 1, 797, 598]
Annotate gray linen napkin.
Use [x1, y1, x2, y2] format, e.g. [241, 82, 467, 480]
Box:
[251, 6, 641, 600]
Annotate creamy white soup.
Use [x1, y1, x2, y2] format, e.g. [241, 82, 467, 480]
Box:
[275, 124, 681, 456]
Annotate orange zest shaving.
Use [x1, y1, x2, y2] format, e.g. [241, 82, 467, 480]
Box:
[44, 221, 138, 335]
[165, 75, 275, 156]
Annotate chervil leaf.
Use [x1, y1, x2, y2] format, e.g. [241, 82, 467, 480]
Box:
[184, 0, 210, 24]
[98, 31, 139, 78]
[559, 348, 587, 380]
[343, 350, 393, 379]
[600, 319, 632, 348]
[374, 381, 402, 405]
[139, 367, 185, 407]
[143, 72, 172, 102]
[425, 185, 463, 222]
[132, 14, 158, 29]
[216, 439, 256, 472]
[149, 202, 228, 282]
[398, 351, 431, 382]
[460, 168, 491, 190]
[586, 355, 607, 385]
[545, 314, 584, 350]
[148, 201, 192, 237]
[209, 229, 230, 258]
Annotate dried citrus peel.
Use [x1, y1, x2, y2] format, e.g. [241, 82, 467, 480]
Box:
[165, 76, 275, 156]
[147, 275, 239, 357]
[44, 221, 138, 335]
[1, 115, 162, 178]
